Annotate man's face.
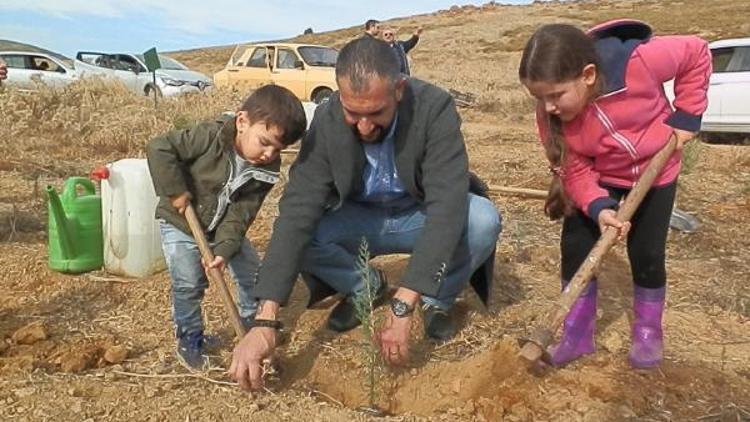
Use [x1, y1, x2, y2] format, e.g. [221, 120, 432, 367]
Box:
[367, 23, 380, 36]
[381, 29, 395, 44]
[339, 76, 405, 144]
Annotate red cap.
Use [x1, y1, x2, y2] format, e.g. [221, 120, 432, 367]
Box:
[90, 166, 110, 181]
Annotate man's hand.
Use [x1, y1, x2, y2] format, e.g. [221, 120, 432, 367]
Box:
[674, 129, 696, 150]
[202, 255, 225, 272]
[229, 327, 276, 391]
[414, 27, 423, 37]
[170, 192, 191, 214]
[229, 300, 281, 391]
[598, 209, 630, 241]
[377, 287, 419, 366]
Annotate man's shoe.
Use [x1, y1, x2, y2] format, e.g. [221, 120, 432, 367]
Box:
[327, 272, 387, 332]
[423, 305, 457, 341]
[175, 331, 216, 372]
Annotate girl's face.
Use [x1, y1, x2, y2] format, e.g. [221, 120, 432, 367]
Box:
[523, 64, 598, 122]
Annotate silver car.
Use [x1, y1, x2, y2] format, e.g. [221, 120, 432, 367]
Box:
[74, 52, 212, 97]
[0, 50, 79, 90]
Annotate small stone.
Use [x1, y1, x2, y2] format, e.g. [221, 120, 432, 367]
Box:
[12, 322, 47, 345]
[103, 345, 128, 364]
[618, 405, 637, 418]
[409, 368, 418, 376]
[602, 331, 625, 353]
[13, 387, 35, 398]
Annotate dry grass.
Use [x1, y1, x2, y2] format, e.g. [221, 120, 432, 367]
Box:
[1, 1, 749, 420]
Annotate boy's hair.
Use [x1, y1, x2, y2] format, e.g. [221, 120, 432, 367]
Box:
[336, 37, 401, 93]
[365, 19, 379, 31]
[240, 85, 306, 145]
[518, 24, 601, 220]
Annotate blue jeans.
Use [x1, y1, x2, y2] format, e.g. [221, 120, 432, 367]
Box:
[159, 221, 260, 337]
[301, 194, 502, 310]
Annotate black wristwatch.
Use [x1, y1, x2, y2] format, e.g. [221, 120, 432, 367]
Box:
[390, 298, 415, 318]
[249, 319, 283, 331]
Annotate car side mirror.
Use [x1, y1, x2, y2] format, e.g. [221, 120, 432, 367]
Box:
[294, 60, 304, 69]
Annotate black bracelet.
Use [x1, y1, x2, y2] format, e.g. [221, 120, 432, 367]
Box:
[249, 319, 283, 331]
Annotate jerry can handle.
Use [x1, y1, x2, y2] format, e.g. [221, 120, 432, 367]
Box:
[62, 177, 96, 202]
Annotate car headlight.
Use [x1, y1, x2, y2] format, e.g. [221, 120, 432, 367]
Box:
[160, 76, 184, 86]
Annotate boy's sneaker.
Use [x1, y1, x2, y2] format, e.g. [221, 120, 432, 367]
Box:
[176, 331, 218, 372]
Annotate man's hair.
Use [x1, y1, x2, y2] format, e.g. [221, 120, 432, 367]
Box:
[335, 37, 401, 92]
[365, 19, 379, 31]
[240, 85, 307, 145]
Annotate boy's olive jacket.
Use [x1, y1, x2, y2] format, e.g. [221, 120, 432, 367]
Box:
[147, 116, 280, 260]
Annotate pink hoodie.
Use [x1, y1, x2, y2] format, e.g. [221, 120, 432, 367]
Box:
[536, 20, 712, 219]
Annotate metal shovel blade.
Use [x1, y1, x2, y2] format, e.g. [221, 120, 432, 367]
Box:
[670, 208, 700, 233]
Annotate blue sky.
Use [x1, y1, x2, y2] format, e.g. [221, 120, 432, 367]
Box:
[0, 0, 534, 57]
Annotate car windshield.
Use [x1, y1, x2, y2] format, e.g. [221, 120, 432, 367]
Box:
[298, 47, 337, 67]
[134, 54, 188, 71]
[48, 52, 74, 69]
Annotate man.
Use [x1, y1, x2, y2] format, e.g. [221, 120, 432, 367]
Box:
[229, 37, 501, 391]
[382, 26, 423, 76]
[0, 58, 7, 83]
[363, 19, 380, 38]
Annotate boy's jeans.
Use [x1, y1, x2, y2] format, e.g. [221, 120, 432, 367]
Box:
[159, 221, 259, 337]
[300, 193, 502, 310]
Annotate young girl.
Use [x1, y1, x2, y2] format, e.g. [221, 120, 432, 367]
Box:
[518, 20, 711, 368]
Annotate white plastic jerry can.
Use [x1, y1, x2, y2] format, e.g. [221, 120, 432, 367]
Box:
[94, 159, 166, 278]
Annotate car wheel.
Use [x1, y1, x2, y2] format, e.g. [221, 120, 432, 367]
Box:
[145, 84, 162, 98]
[312, 88, 332, 104]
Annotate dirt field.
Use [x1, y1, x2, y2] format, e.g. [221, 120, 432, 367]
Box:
[1, 0, 749, 420]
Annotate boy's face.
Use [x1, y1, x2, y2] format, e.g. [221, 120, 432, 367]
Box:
[234, 112, 287, 166]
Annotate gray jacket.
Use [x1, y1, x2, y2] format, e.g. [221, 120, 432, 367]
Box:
[252, 79, 470, 305]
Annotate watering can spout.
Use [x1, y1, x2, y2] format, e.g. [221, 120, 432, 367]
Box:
[46, 186, 75, 260]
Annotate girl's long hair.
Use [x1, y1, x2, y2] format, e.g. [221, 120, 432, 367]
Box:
[519, 24, 602, 220]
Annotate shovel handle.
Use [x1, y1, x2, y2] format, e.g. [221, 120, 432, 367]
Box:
[184, 204, 247, 339]
[520, 136, 679, 363]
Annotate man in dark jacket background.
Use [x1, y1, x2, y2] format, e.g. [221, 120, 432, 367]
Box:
[382, 26, 423, 76]
[230, 37, 501, 391]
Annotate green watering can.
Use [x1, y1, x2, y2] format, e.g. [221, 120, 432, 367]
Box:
[46, 178, 103, 273]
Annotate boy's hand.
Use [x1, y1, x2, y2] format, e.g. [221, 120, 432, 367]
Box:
[415, 27, 423, 36]
[170, 192, 192, 214]
[598, 209, 630, 241]
[674, 129, 696, 150]
[202, 256, 225, 272]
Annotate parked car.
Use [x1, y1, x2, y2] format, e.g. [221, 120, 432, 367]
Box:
[214, 43, 338, 104]
[665, 38, 750, 133]
[0, 50, 79, 90]
[74, 52, 212, 97]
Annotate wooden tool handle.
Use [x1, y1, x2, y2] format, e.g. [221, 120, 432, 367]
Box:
[184, 204, 247, 338]
[520, 136, 678, 362]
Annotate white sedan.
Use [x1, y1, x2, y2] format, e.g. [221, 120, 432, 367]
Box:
[0, 51, 79, 90]
[74, 52, 212, 97]
[666, 38, 750, 133]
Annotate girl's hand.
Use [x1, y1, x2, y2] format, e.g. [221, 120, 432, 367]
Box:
[673, 129, 697, 150]
[598, 209, 630, 241]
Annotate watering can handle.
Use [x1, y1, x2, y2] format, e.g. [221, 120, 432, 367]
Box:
[62, 177, 96, 202]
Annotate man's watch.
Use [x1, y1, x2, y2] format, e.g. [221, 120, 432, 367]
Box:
[390, 298, 415, 318]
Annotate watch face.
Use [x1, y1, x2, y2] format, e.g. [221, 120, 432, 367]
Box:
[391, 299, 410, 317]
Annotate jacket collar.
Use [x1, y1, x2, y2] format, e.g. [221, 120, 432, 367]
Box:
[588, 19, 652, 96]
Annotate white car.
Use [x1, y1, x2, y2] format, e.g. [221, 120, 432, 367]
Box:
[665, 38, 750, 133]
[74, 52, 212, 97]
[0, 50, 79, 90]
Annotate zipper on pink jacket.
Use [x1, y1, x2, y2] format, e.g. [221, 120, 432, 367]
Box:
[593, 103, 640, 185]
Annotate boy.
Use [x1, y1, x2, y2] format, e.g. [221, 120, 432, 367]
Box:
[146, 85, 306, 371]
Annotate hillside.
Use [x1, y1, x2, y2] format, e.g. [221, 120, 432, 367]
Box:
[1, 1, 748, 421]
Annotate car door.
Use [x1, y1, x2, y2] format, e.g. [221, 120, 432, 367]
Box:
[29, 55, 72, 88]
[110, 54, 141, 93]
[715, 46, 750, 130]
[270, 47, 307, 99]
[0, 54, 36, 89]
[229, 46, 272, 90]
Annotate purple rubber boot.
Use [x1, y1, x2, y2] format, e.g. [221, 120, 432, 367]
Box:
[549, 279, 597, 367]
[629, 285, 666, 369]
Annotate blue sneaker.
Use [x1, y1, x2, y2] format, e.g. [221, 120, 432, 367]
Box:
[175, 331, 218, 371]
